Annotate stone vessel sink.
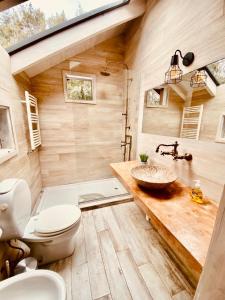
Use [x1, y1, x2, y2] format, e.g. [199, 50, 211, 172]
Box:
[131, 164, 177, 190]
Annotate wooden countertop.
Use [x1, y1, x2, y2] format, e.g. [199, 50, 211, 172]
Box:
[111, 161, 218, 284]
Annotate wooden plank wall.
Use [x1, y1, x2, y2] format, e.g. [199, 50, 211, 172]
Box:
[31, 36, 125, 187]
[0, 46, 42, 280]
[0, 47, 42, 206]
[142, 89, 184, 137]
[191, 86, 225, 141]
[125, 0, 225, 202]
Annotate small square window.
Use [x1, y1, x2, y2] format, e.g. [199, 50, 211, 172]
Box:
[145, 86, 169, 108]
[0, 105, 17, 164]
[216, 113, 225, 143]
[63, 71, 96, 104]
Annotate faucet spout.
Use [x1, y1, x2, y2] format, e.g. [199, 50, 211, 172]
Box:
[155, 141, 192, 161]
[155, 141, 179, 155]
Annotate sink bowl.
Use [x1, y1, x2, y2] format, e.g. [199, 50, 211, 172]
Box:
[131, 164, 177, 190]
[0, 270, 66, 300]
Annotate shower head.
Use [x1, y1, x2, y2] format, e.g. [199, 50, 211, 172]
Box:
[100, 70, 111, 76]
[100, 63, 111, 76]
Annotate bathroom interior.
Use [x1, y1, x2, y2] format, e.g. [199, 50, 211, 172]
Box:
[0, 0, 225, 299]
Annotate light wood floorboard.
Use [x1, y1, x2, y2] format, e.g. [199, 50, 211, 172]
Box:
[117, 249, 153, 300]
[112, 202, 187, 296]
[139, 262, 173, 300]
[82, 210, 110, 299]
[99, 230, 132, 299]
[71, 262, 92, 300]
[46, 202, 194, 300]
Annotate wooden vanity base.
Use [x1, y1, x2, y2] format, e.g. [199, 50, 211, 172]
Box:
[111, 161, 218, 287]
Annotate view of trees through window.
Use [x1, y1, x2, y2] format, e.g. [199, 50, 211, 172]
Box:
[207, 58, 225, 85]
[0, 0, 120, 50]
[66, 75, 93, 101]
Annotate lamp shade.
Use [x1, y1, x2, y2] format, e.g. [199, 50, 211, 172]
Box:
[165, 65, 183, 84]
[190, 70, 207, 88]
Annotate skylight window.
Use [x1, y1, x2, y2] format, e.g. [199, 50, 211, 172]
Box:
[0, 0, 129, 54]
[207, 58, 225, 85]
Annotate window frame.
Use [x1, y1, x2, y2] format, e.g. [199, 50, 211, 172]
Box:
[63, 71, 97, 105]
[145, 86, 169, 108]
[6, 0, 130, 55]
[0, 104, 17, 165]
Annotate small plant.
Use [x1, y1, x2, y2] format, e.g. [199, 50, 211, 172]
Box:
[139, 153, 149, 163]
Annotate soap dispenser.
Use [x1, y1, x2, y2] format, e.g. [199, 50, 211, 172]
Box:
[191, 180, 206, 204]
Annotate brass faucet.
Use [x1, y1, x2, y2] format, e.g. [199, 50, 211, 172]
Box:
[155, 141, 192, 161]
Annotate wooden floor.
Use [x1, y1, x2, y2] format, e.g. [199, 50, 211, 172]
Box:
[46, 202, 194, 300]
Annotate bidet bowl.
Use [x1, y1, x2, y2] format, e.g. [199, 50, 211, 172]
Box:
[0, 269, 66, 300]
[131, 164, 177, 190]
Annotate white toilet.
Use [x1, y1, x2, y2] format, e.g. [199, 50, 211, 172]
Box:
[0, 178, 81, 265]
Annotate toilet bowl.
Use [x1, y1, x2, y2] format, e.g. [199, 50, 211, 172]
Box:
[0, 178, 81, 265]
[23, 205, 81, 265]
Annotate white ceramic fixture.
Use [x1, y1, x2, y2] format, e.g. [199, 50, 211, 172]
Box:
[0, 270, 66, 300]
[0, 178, 81, 265]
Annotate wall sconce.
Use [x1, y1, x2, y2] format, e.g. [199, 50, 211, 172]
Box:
[165, 50, 195, 84]
[190, 70, 207, 88]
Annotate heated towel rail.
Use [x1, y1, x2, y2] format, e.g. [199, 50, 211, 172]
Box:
[22, 91, 41, 150]
[180, 105, 203, 140]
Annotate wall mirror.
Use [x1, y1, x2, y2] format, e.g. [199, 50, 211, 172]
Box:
[145, 86, 168, 108]
[142, 57, 225, 143]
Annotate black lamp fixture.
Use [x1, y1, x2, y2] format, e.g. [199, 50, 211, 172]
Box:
[165, 50, 195, 84]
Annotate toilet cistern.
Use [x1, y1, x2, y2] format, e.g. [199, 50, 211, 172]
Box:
[0, 178, 81, 265]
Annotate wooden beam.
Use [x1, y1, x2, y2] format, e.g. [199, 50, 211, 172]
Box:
[194, 185, 225, 300]
[170, 84, 188, 101]
[25, 23, 128, 77]
[0, 0, 26, 12]
[10, 0, 145, 77]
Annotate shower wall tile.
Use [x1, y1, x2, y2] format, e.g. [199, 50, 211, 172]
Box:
[31, 35, 126, 187]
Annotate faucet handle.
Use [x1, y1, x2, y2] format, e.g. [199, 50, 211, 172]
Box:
[184, 153, 193, 161]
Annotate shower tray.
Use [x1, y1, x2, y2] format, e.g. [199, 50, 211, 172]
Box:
[37, 177, 132, 212]
[78, 192, 132, 209]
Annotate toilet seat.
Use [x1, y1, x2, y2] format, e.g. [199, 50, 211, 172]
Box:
[34, 221, 78, 237]
[34, 205, 81, 236]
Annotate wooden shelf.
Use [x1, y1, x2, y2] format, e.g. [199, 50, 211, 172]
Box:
[111, 161, 218, 286]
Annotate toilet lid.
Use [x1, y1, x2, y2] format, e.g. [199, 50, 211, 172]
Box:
[34, 205, 81, 234]
[34, 222, 76, 237]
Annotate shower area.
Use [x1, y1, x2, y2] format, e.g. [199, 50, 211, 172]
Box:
[31, 36, 133, 208]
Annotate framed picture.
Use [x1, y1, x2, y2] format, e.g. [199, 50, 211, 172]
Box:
[63, 71, 96, 104]
[145, 86, 168, 108]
